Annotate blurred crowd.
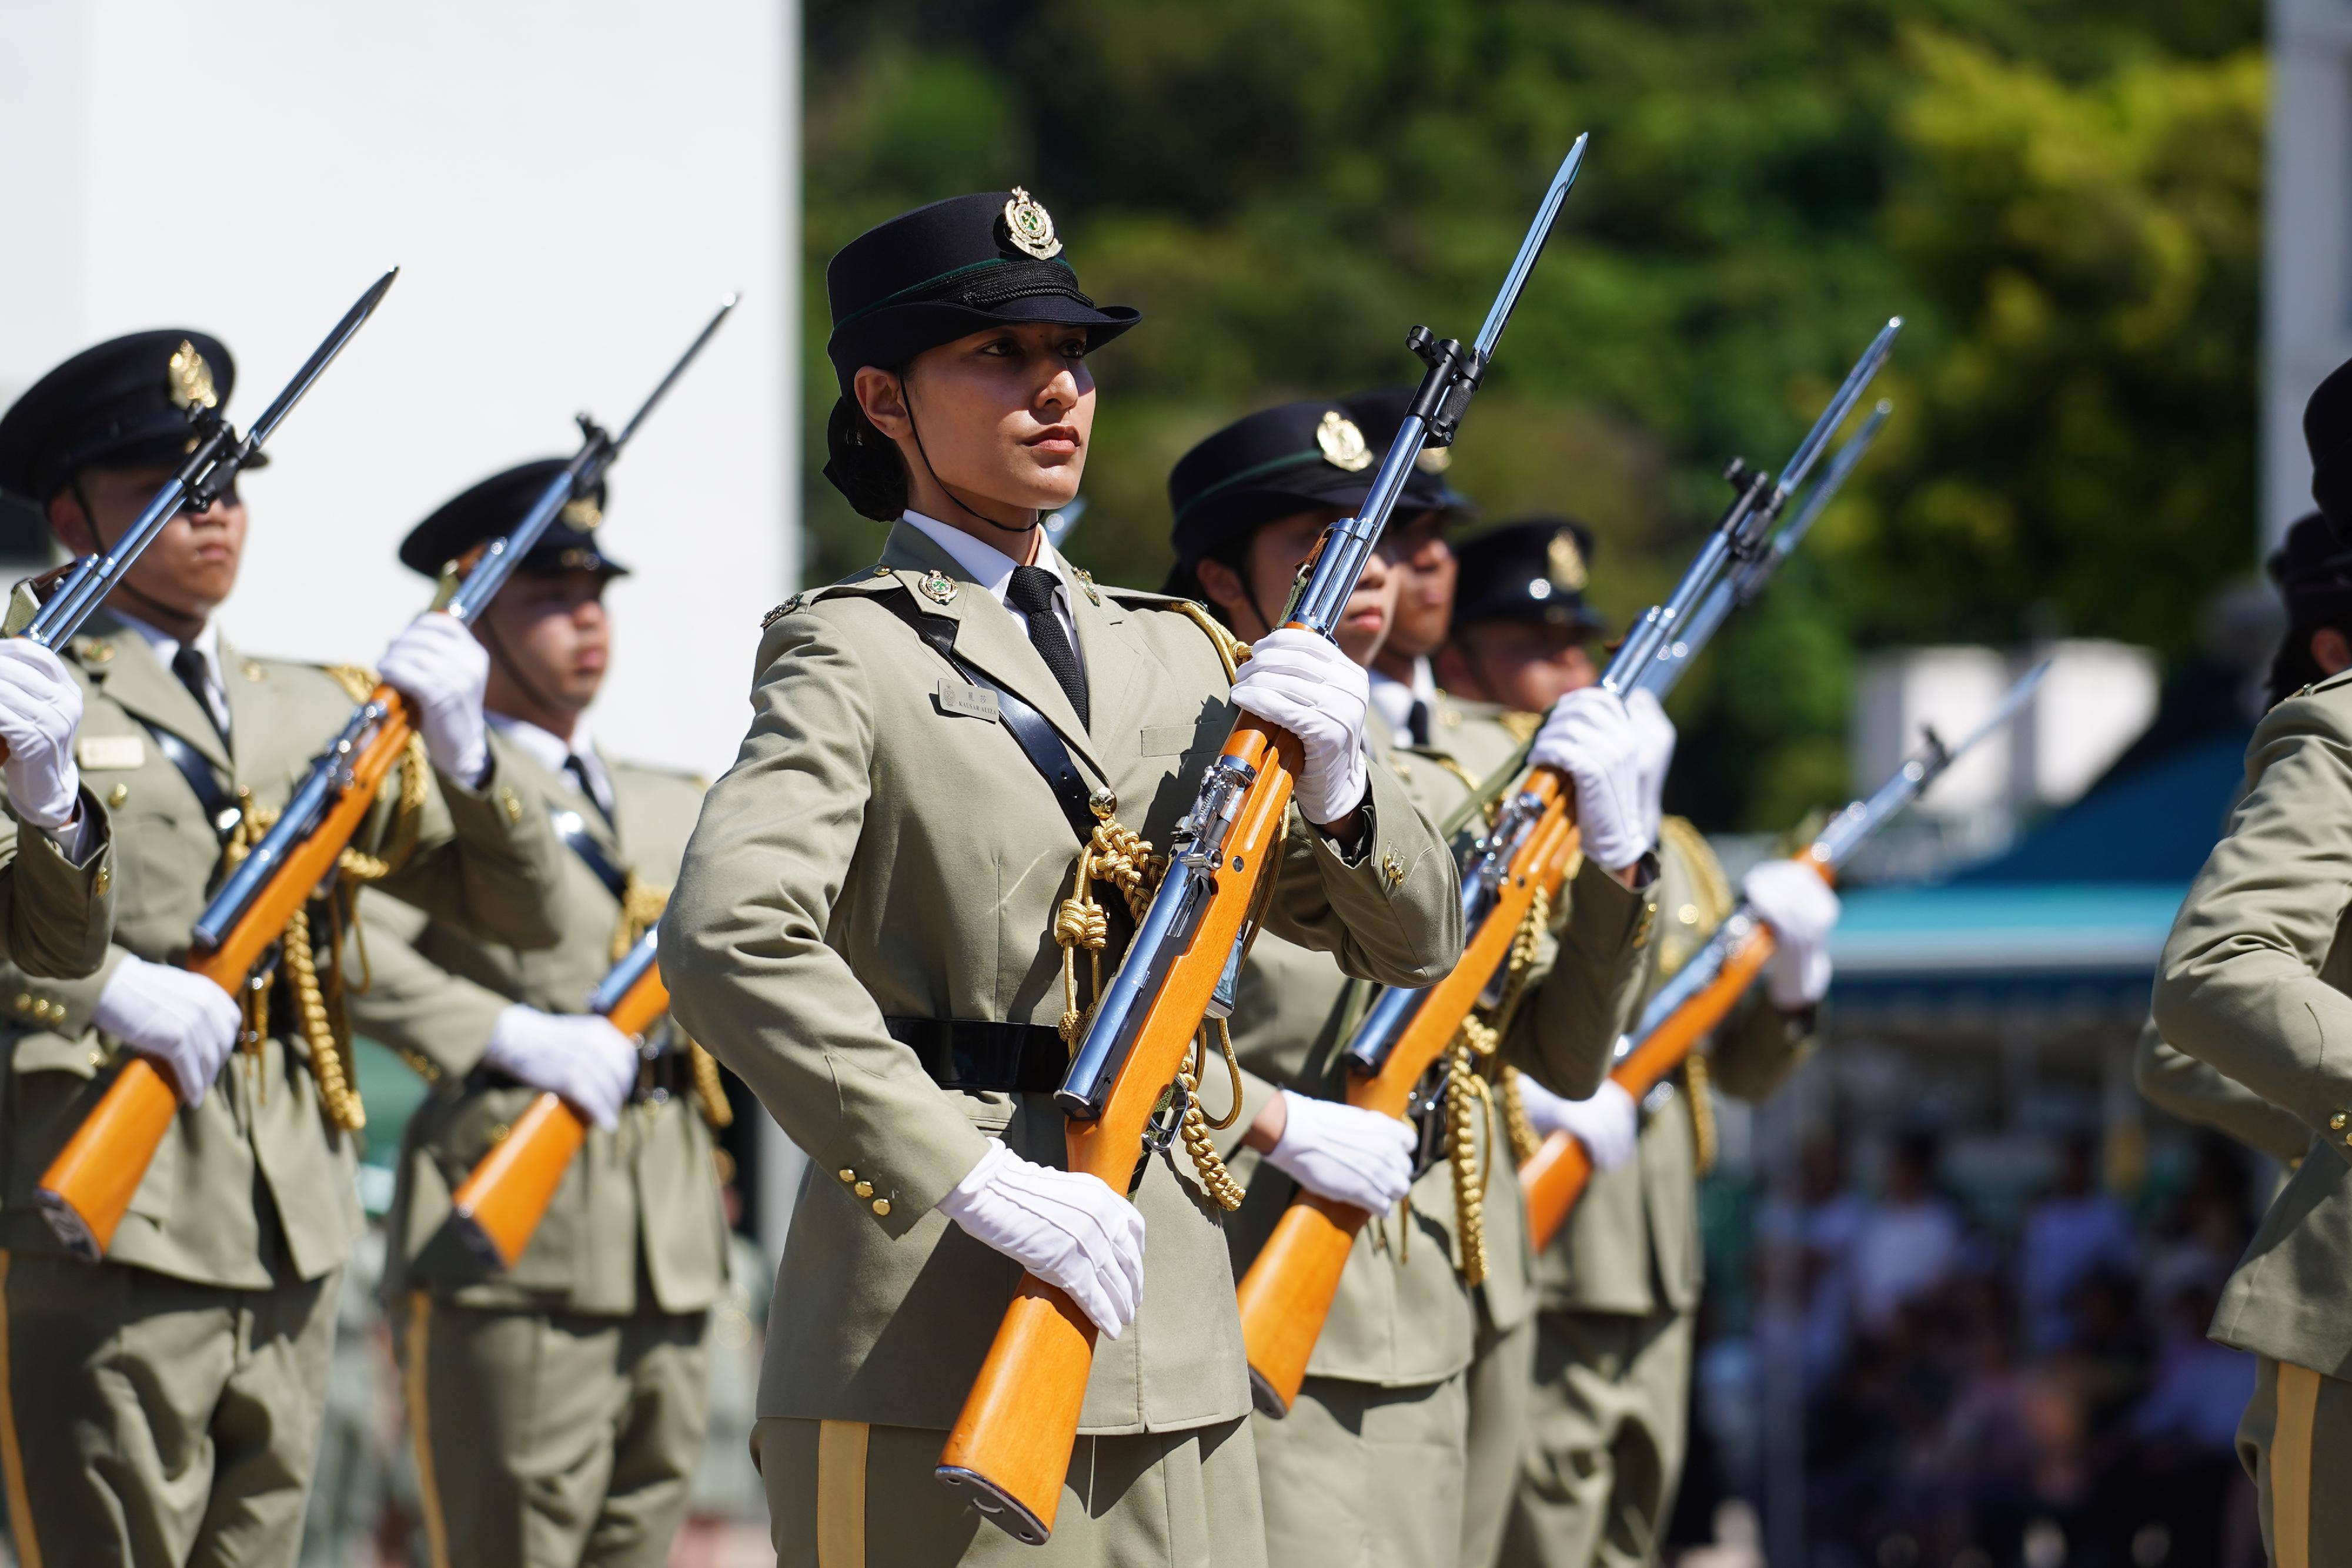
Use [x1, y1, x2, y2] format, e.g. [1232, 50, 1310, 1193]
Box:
[1671, 1126, 2270, 1568]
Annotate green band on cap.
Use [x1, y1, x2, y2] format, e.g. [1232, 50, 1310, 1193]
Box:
[1173, 449, 1334, 524]
[832, 255, 1080, 336]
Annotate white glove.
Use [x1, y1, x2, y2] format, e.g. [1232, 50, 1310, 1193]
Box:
[936, 1141, 1147, 1339]
[1625, 688, 1677, 851]
[0, 641, 83, 833]
[1264, 1088, 1417, 1213]
[483, 1005, 640, 1131]
[92, 956, 242, 1107]
[379, 613, 490, 784]
[1516, 1074, 1641, 1172]
[1529, 688, 1646, 871]
[1744, 858, 1842, 1009]
[1230, 628, 1371, 825]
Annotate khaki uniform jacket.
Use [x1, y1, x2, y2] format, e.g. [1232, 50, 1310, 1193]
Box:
[2154, 670, 2352, 1374]
[660, 523, 1465, 1437]
[0, 785, 116, 982]
[0, 611, 567, 1289]
[1538, 820, 1812, 1317]
[2133, 1016, 2314, 1166]
[1218, 693, 1655, 1386]
[353, 744, 731, 1316]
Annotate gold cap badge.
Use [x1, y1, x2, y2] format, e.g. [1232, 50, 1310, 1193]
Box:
[1415, 446, 1452, 474]
[166, 340, 218, 412]
[1547, 530, 1588, 593]
[1317, 410, 1372, 473]
[560, 496, 602, 530]
[1003, 188, 1063, 260]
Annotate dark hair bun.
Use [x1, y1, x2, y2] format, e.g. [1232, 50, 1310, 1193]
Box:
[822, 396, 908, 522]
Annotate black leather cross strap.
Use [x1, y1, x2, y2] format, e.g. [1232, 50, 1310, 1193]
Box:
[133, 719, 239, 842]
[871, 586, 1097, 844]
[886, 1017, 1068, 1094]
[546, 804, 631, 901]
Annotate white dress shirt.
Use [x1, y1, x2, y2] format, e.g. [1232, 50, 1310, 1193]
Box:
[488, 711, 614, 819]
[1368, 656, 1437, 746]
[901, 509, 1085, 678]
[111, 610, 230, 738]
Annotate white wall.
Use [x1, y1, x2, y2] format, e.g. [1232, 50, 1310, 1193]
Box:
[0, 0, 798, 779]
[2265, 0, 2352, 551]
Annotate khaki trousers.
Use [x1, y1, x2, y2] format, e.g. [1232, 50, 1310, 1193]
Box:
[1501, 1307, 1693, 1568]
[757, 1415, 1267, 1568]
[2239, 1356, 2352, 1568]
[1253, 1371, 1469, 1568]
[398, 1295, 712, 1568]
[0, 1250, 338, 1568]
[1461, 1306, 1536, 1568]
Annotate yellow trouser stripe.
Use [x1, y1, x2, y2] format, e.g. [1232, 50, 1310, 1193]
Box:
[0, 1253, 39, 1568]
[2274, 1360, 2321, 1568]
[816, 1419, 870, 1568]
[405, 1293, 452, 1568]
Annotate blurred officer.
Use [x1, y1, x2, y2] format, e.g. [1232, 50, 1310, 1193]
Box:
[661, 189, 1466, 1567]
[0, 329, 568, 1566]
[349, 464, 732, 1568]
[1444, 520, 1835, 1568]
[2156, 365, 2352, 1563]
[1171, 404, 1659, 1568]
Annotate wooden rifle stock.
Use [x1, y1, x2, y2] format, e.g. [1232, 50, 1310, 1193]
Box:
[447, 961, 673, 1269]
[35, 688, 418, 1261]
[1519, 852, 1834, 1252]
[935, 717, 1301, 1546]
[1235, 769, 1575, 1416]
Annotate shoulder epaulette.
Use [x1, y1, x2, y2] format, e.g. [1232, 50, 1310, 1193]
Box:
[761, 564, 910, 628]
[2298, 667, 2352, 700]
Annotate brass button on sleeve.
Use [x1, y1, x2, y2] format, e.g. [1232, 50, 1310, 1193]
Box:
[871, 1198, 892, 1217]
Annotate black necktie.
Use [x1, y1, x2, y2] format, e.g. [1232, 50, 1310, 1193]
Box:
[564, 754, 612, 827]
[1406, 699, 1431, 748]
[1006, 565, 1088, 728]
[171, 646, 226, 744]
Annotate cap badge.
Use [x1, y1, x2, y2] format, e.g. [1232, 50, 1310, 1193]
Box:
[560, 496, 603, 530]
[919, 569, 959, 605]
[1003, 188, 1064, 261]
[1415, 446, 1453, 474]
[1317, 411, 1373, 473]
[166, 341, 219, 412]
[1547, 530, 1588, 592]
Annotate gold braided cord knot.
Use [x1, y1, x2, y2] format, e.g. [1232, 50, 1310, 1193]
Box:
[1683, 1051, 1716, 1176]
[1498, 1065, 1542, 1166]
[615, 878, 731, 1130]
[1178, 1025, 1247, 1211]
[1440, 878, 1552, 1280]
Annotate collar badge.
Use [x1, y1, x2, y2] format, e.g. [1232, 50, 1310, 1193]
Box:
[1317, 411, 1372, 473]
[1003, 188, 1064, 260]
[1073, 566, 1102, 606]
[919, 569, 959, 605]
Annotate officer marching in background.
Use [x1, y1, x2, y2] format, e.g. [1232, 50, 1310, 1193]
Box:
[1167, 401, 1660, 1568]
[0, 330, 571, 1568]
[345, 463, 733, 1568]
[2133, 511, 2351, 1169]
[1435, 519, 1838, 1568]
[660, 189, 1466, 1567]
[2155, 359, 2352, 1566]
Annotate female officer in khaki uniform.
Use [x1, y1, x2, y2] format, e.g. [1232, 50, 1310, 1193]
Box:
[1165, 402, 1661, 1568]
[660, 190, 1467, 1567]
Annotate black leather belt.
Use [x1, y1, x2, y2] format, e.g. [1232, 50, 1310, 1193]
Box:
[886, 1017, 1068, 1095]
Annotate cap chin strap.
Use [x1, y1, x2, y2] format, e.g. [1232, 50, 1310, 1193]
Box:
[898, 374, 1043, 545]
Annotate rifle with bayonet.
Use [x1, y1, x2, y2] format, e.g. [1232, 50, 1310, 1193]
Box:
[1233, 320, 1901, 1419]
[34, 296, 735, 1263]
[1520, 661, 2048, 1250]
[932, 136, 1593, 1546]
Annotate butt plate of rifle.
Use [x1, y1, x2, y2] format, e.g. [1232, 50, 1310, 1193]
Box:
[34, 1190, 102, 1264]
[935, 1466, 1052, 1546]
[1248, 1365, 1292, 1419]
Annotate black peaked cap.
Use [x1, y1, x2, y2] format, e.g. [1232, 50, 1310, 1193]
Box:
[399, 460, 626, 581]
[2309, 356, 2352, 543]
[825, 189, 1140, 394]
[1169, 399, 1448, 566]
[0, 329, 264, 504]
[1451, 516, 1606, 634]
[2269, 511, 2352, 626]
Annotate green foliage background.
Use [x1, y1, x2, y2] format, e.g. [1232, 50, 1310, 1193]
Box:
[801, 1, 2263, 830]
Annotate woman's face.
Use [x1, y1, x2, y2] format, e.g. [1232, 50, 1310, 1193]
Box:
[1195, 507, 1396, 667]
[856, 321, 1095, 517]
